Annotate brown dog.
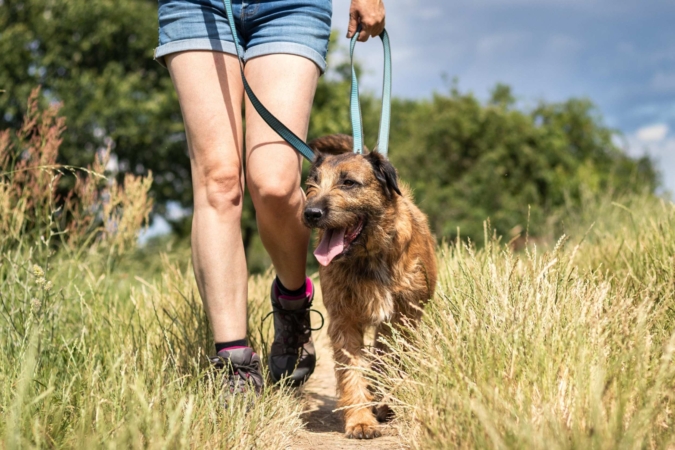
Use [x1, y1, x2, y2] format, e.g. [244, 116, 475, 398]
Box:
[304, 134, 437, 439]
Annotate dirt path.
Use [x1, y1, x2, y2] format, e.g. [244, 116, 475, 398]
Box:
[290, 295, 406, 450]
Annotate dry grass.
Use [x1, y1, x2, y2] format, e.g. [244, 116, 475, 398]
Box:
[0, 91, 303, 449]
[0, 253, 304, 449]
[4, 88, 674, 449]
[375, 195, 675, 449]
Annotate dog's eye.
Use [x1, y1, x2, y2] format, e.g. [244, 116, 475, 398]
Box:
[342, 179, 357, 188]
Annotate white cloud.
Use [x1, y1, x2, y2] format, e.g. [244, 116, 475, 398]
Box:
[624, 131, 675, 194]
[636, 123, 669, 142]
[138, 215, 171, 245]
[476, 32, 527, 58]
[391, 46, 414, 64]
[415, 7, 442, 20]
[651, 71, 675, 93]
[546, 35, 582, 56]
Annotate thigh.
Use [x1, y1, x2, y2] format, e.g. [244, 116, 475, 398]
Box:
[166, 51, 245, 190]
[244, 53, 320, 191]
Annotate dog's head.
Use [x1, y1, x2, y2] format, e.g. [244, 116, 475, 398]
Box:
[304, 134, 402, 266]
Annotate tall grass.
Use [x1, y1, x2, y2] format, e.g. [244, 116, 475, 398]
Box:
[5, 88, 675, 449]
[0, 90, 303, 449]
[377, 196, 675, 449]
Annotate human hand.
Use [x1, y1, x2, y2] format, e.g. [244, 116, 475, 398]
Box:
[347, 0, 386, 42]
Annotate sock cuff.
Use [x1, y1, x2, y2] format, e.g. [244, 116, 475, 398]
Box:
[215, 338, 248, 353]
[275, 276, 308, 298]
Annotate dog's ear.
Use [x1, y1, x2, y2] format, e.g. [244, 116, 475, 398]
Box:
[365, 151, 402, 199]
[309, 134, 364, 156]
[308, 153, 325, 179]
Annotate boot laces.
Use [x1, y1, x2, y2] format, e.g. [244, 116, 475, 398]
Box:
[210, 355, 261, 393]
[263, 306, 325, 354]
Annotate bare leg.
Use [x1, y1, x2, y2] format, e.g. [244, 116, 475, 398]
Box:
[166, 51, 248, 343]
[244, 54, 319, 291]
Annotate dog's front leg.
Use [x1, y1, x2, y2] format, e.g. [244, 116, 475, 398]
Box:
[328, 319, 381, 439]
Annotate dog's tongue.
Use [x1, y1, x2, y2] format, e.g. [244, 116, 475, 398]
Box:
[314, 228, 346, 266]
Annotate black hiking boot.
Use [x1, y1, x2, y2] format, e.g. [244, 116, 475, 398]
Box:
[267, 277, 322, 386]
[210, 347, 264, 399]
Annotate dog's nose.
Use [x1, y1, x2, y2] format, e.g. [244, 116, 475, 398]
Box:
[304, 207, 324, 222]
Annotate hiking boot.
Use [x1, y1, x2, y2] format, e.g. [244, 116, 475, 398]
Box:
[210, 347, 264, 397]
[268, 277, 320, 386]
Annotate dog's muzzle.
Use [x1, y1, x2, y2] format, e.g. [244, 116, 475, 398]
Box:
[303, 207, 325, 227]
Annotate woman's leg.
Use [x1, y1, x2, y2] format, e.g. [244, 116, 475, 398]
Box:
[166, 51, 248, 344]
[244, 54, 320, 290]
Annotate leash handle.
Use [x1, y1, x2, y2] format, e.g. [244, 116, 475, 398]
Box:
[222, 0, 316, 162]
[349, 26, 392, 157]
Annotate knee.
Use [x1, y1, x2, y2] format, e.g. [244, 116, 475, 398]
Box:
[198, 166, 243, 213]
[250, 173, 299, 209]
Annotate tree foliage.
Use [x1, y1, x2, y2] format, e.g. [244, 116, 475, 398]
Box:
[388, 84, 657, 242]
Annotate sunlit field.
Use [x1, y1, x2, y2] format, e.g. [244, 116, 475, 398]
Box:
[2, 90, 674, 449]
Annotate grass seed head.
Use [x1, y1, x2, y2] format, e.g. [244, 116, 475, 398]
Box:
[31, 264, 44, 278]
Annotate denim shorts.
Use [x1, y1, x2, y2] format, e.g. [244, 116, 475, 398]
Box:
[155, 0, 332, 72]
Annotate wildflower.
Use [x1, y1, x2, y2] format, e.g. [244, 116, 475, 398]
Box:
[32, 264, 44, 278]
[30, 298, 41, 311]
[44, 281, 53, 291]
[35, 277, 46, 286]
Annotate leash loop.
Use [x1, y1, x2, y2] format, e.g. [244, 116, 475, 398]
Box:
[349, 25, 393, 157]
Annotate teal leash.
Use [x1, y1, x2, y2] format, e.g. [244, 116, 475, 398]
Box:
[222, 0, 392, 160]
[349, 26, 392, 157]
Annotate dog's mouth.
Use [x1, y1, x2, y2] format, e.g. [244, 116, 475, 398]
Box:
[314, 218, 365, 266]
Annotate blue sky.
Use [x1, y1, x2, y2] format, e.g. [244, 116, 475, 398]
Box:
[332, 0, 675, 193]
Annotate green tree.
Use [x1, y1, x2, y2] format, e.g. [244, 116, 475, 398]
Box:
[0, 0, 187, 214]
[388, 84, 658, 242]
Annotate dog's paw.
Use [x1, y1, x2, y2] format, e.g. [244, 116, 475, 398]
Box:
[345, 422, 382, 439]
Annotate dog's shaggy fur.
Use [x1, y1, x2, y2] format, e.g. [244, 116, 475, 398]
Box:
[304, 134, 437, 439]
